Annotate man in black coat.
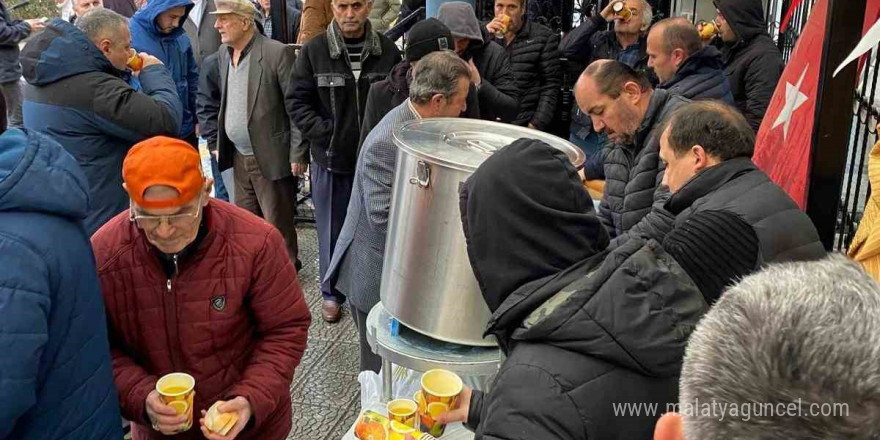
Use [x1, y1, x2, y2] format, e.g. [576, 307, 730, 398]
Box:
[438, 102, 825, 440]
[0, 2, 43, 127]
[647, 17, 733, 103]
[575, 59, 687, 245]
[485, 0, 559, 131]
[291, 0, 400, 322]
[437, 1, 518, 123]
[657, 101, 825, 299]
[714, 0, 783, 132]
[443, 138, 703, 440]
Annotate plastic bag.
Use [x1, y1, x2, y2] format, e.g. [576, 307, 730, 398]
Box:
[343, 367, 492, 440]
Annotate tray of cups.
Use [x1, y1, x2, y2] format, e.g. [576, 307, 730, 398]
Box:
[354, 369, 464, 440]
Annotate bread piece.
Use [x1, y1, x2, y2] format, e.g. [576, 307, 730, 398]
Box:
[205, 401, 239, 435]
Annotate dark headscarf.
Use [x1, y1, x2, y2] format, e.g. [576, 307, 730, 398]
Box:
[460, 138, 609, 312]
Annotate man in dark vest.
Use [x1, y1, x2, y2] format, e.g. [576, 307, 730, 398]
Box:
[657, 100, 825, 302]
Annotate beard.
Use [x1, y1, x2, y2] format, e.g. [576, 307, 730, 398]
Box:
[606, 103, 642, 146]
[608, 132, 635, 146]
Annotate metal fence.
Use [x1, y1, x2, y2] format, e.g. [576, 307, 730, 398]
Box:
[772, 0, 817, 62]
[836, 46, 880, 250]
[770, 0, 878, 251]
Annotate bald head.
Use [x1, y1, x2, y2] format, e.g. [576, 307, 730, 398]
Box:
[579, 59, 652, 98]
[656, 17, 702, 55]
[647, 17, 702, 83]
[574, 60, 653, 145]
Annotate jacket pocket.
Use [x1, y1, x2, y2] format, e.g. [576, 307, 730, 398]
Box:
[316, 73, 347, 159]
[207, 293, 245, 355]
[316, 73, 347, 117]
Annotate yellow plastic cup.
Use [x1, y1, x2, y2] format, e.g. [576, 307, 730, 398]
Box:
[156, 372, 195, 432]
[419, 369, 462, 437]
[387, 398, 418, 429]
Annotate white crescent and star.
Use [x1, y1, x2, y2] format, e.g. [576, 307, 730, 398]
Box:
[772, 63, 810, 140]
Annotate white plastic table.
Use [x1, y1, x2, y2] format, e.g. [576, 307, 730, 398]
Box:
[365, 302, 503, 401]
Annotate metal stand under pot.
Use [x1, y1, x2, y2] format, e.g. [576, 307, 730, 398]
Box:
[368, 119, 586, 401]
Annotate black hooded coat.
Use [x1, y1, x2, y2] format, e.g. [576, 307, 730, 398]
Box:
[716, 0, 784, 132]
[459, 139, 707, 439]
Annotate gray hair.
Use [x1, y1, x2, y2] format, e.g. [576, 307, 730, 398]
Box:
[633, 0, 653, 32]
[77, 8, 128, 42]
[681, 255, 880, 439]
[409, 50, 470, 105]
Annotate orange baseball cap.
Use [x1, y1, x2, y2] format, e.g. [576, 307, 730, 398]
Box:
[123, 136, 205, 209]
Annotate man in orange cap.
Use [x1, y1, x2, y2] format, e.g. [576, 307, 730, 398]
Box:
[92, 136, 311, 440]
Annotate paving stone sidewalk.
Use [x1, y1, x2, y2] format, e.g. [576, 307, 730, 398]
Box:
[287, 226, 361, 439]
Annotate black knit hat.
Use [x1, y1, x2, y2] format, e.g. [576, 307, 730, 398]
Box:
[405, 18, 453, 62]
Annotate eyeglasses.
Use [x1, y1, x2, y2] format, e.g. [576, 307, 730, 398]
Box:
[129, 194, 204, 229]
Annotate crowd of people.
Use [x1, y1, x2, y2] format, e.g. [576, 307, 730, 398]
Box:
[2, 0, 877, 438]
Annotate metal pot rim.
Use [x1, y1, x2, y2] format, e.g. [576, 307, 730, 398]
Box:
[392, 118, 586, 173]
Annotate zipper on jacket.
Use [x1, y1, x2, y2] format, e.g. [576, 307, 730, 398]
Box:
[163, 254, 183, 370]
[345, 48, 364, 140]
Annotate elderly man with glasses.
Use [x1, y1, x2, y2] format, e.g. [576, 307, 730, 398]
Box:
[91, 136, 311, 440]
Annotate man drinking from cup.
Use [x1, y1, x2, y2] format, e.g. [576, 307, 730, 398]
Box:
[92, 136, 312, 440]
[483, 0, 560, 132]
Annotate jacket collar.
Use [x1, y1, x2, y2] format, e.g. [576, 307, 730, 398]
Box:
[632, 88, 669, 148]
[664, 157, 756, 215]
[326, 20, 383, 61]
[659, 45, 723, 89]
[510, 19, 532, 44]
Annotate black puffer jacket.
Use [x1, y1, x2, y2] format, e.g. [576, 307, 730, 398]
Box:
[599, 89, 689, 240]
[716, 0, 783, 132]
[290, 21, 401, 173]
[464, 27, 519, 123]
[358, 60, 480, 147]
[464, 238, 706, 440]
[666, 157, 825, 267]
[658, 45, 734, 103]
[491, 20, 561, 129]
[460, 141, 704, 438]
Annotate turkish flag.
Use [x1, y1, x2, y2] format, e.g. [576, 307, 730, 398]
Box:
[752, 0, 827, 209]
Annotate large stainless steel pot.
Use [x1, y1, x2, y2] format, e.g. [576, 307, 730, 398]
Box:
[380, 119, 585, 346]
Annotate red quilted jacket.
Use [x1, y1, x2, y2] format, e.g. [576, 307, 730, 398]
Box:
[92, 200, 311, 440]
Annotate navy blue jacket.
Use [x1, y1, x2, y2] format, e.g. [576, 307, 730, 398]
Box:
[657, 45, 734, 103]
[0, 128, 123, 440]
[21, 19, 182, 236]
[131, 0, 198, 137]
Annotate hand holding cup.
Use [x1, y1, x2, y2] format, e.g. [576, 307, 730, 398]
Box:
[146, 390, 188, 435]
[418, 369, 463, 437]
